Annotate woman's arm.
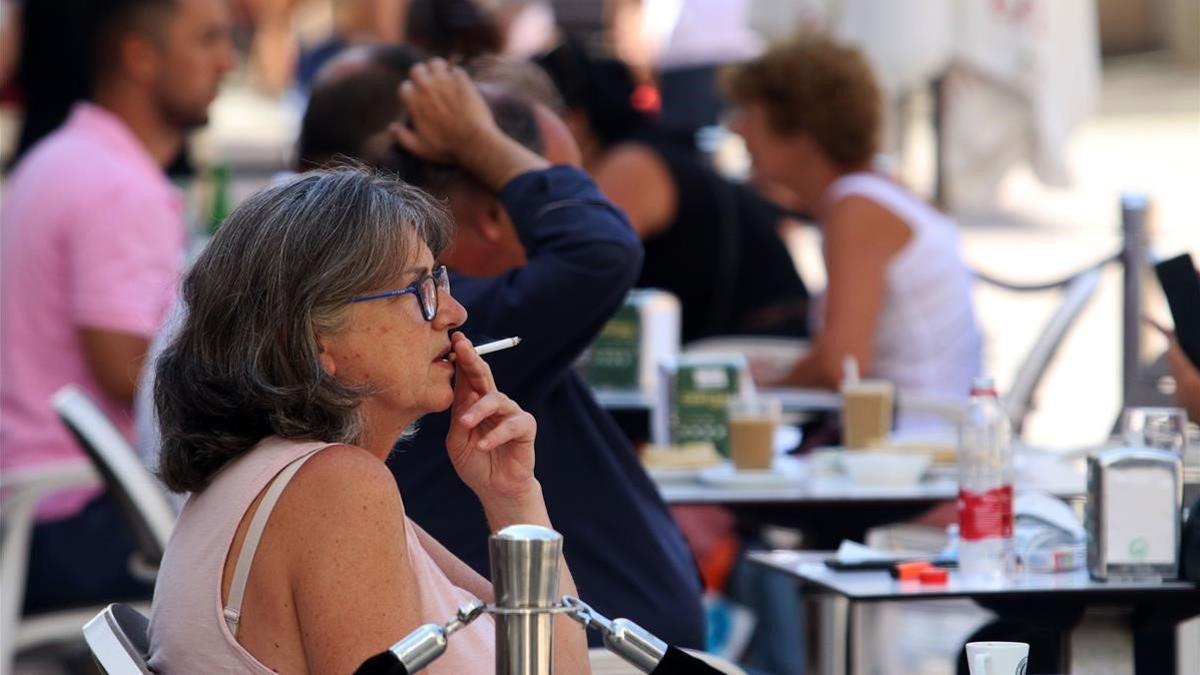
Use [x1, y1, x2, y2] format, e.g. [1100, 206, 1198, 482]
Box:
[274, 445, 425, 673]
[778, 195, 910, 388]
[410, 520, 494, 603]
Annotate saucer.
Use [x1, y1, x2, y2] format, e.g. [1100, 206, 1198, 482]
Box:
[697, 457, 807, 489]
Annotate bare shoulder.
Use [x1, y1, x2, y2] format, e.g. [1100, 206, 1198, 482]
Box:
[595, 142, 676, 237]
[602, 142, 669, 175]
[273, 444, 407, 543]
[825, 194, 911, 256]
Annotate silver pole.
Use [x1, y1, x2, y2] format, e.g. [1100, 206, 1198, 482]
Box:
[489, 525, 563, 675]
[1120, 193, 1149, 408]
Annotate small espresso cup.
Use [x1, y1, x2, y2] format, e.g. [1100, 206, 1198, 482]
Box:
[727, 397, 781, 471]
[841, 379, 893, 449]
[965, 641, 1029, 675]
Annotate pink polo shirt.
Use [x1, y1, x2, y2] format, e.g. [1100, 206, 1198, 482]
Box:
[1, 103, 185, 521]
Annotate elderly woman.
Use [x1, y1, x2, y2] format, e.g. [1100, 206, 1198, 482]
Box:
[723, 35, 982, 430]
[146, 67, 589, 674]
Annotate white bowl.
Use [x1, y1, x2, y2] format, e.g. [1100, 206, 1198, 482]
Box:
[684, 336, 809, 383]
[839, 451, 931, 486]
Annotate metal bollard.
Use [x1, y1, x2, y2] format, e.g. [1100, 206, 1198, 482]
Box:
[1120, 192, 1149, 409]
[489, 524, 563, 675]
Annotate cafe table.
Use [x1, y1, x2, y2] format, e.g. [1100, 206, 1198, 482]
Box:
[654, 451, 1087, 546]
[749, 549, 1200, 675]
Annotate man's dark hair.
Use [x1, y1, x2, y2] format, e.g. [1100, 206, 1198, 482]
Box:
[297, 45, 544, 197]
[295, 44, 426, 171]
[90, 0, 179, 84]
[7, 0, 176, 171]
[535, 37, 646, 147]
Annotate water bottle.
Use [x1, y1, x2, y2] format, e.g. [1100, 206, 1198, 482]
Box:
[957, 377, 1014, 583]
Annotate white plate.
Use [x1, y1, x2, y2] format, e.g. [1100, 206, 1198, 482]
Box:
[697, 456, 808, 489]
[646, 466, 708, 484]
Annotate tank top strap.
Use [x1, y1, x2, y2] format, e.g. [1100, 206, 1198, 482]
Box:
[824, 172, 930, 234]
[223, 442, 337, 636]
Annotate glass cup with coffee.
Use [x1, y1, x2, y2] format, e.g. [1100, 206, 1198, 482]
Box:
[727, 396, 782, 471]
[841, 379, 894, 449]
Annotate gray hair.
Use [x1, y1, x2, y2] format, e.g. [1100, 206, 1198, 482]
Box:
[155, 167, 453, 493]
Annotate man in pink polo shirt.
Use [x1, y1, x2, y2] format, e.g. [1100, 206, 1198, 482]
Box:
[0, 0, 233, 613]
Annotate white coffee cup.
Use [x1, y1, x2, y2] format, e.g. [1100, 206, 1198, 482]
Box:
[966, 642, 1029, 675]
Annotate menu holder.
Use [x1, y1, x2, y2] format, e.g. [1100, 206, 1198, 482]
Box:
[656, 353, 753, 458]
[584, 289, 680, 396]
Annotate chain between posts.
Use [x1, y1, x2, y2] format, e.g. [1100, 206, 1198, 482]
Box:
[432, 595, 614, 642]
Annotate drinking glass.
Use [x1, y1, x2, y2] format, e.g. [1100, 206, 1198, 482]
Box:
[1120, 406, 1188, 455]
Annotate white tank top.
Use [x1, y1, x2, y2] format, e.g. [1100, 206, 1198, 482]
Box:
[824, 173, 983, 430]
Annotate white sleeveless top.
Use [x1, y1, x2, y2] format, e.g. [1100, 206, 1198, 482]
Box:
[824, 173, 983, 430]
[147, 436, 494, 673]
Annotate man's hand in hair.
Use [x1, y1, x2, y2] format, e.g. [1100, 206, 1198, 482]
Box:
[391, 58, 547, 191]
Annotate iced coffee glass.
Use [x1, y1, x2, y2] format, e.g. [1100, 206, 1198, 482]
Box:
[841, 380, 894, 449]
[727, 397, 781, 471]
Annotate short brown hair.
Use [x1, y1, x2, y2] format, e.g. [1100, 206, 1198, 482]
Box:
[722, 34, 881, 169]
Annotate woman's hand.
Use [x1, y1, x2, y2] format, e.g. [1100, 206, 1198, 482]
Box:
[445, 333, 539, 503]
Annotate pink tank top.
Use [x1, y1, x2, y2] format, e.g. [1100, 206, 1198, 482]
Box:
[147, 436, 494, 673]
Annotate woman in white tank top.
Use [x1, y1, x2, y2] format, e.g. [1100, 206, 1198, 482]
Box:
[724, 35, 982, 430]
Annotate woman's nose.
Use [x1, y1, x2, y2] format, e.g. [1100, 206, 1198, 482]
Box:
[434, 289, 467, 330]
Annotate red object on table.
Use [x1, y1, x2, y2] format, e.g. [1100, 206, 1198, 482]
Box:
[919, 567, 949, 584]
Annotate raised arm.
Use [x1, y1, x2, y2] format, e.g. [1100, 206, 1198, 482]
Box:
[394, 59, 643, 394]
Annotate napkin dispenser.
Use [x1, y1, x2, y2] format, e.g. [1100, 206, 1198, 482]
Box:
[1086, 448, 1182, 581]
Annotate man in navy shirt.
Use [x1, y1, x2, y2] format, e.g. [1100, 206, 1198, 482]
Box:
[342, 56, 706, 647]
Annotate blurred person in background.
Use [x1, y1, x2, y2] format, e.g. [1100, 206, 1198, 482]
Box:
[405, 0, 556, 62]
[723, 34, 982, 430]
[1149, 310, 1200, 423]
[538, 39, 811, 345]
[1166, 338, 1200, 422]
[0, 0, 234, 613]
[606, 0, 762, 139]
[404, 0, 501, 60]
[4, 0, 93, 170]
[293, 51, 706, 647]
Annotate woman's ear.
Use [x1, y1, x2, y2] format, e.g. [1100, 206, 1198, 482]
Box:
[317, 336, 337, 377]
[478, 197, 512, 244]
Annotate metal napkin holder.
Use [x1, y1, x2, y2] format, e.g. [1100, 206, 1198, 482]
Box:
[1086, 447, 1182, 581]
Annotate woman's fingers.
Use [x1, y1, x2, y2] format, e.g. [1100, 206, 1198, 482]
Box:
[452, 333, 496, 394]
[458, 390, 516, 429]
[475, 412, 536, 451]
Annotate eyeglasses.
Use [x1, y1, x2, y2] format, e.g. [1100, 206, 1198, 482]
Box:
[351, 265, 450, 321]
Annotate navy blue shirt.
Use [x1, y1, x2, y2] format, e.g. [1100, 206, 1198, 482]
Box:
[390, 166, 705, 648]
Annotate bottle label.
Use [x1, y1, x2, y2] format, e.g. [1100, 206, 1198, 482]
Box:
[957, 484, 1013, 540]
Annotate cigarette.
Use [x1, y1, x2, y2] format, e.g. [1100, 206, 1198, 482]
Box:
[475, 336, 522, 355]
[449, 336, 522, 361]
